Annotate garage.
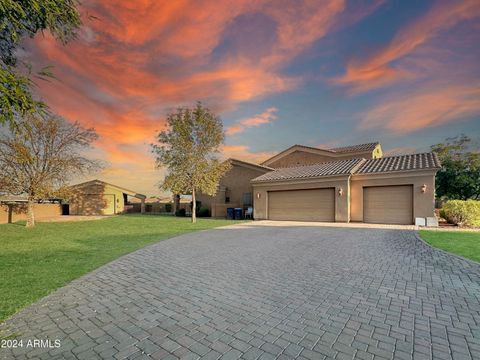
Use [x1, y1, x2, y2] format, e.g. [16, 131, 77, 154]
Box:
[363, 185, 413, 225]
[268, 188, 335, 221]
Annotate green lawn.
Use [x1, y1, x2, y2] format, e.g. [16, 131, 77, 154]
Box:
[419, 230, 480, 263]
[0, 215, 243, 322]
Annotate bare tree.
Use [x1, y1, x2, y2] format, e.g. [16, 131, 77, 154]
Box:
[0, 114, 101, 227]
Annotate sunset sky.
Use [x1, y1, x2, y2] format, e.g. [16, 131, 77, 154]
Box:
[25, 0, 480, 196]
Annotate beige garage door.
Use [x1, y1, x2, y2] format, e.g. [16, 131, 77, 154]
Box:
[363, 185, 413, 225]
[268, 188, 335, 221]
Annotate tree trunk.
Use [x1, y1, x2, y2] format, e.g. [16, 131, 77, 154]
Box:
[192, 188, 196, 224]
[26, 198, 35, 228]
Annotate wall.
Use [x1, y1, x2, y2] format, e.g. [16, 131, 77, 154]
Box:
[266, 150, 373, 168]
[0, 203, 62, 224]
[197, 164, 269, 218]
[69, 183, 126, 215]
[350, 171, 437, 222]
[252, 176, 350, 222]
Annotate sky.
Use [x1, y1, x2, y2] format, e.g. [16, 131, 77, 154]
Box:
[24, 0, 480, 196]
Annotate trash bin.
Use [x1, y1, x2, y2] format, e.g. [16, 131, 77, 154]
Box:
[234, 208, 243, 220]
[226, 207, 234, 220]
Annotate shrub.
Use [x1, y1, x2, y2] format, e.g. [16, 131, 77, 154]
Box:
[441, 200, 480, 226]
[165, 203, 172, 212]
[175, 208, 186, 217]
[197, 207, 210, 217]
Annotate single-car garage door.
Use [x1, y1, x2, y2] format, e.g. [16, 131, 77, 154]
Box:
[363, 185, 413, 225]
[268, 188, 335, 221]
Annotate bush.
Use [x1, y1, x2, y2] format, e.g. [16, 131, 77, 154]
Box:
[197, 207, 210, 217]
[165, 203, 172, 212]
[441, 200, 480, 226]
[175, 208, 186, 217]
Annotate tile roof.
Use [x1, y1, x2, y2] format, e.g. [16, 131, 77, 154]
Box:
[328, 142, 379, 153]
[252, 158, 364, 183]
[356, 153, 441, 174]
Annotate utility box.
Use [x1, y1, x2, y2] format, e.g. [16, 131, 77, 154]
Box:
[415, 217, 426, 226]
[426, 217, 439, 227]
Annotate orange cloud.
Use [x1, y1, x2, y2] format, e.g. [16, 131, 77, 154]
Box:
[226, 107, 278, 135]
[334, 0, 480, 93]
[360, 83, 480, 134]
[24, 0, 384, 194]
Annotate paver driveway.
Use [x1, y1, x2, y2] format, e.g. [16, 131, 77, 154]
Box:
[1, 224, 480, 360]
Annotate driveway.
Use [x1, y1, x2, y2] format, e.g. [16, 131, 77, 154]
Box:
[1, 223, 480, 359]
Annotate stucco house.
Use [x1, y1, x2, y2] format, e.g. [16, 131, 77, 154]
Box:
[198, 142, 441, 225]
[69, 180, 146, 216]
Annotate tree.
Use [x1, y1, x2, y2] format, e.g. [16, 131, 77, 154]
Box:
[431, 134, 480, 200]
[152, 103, 231, 223]
[0, 114, 101, 227]
[0, 0, 82, 127]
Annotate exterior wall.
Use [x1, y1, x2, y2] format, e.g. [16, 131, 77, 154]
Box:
[252, 176, 350, 222]
[350, 171, 437, 222]
[267, 150, 373, 168]
[70, 183, 127, 215]
[0, 203, 62, 224]
[197, 164, 269, 218]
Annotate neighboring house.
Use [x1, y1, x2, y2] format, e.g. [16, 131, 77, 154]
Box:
[199, 142, 441, 225]
[69, 180, 146, 216]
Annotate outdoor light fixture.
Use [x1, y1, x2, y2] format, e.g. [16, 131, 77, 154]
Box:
[256, 193, 261, 199]
[421, 184, 427, 193]
[338, 187, 344, 196]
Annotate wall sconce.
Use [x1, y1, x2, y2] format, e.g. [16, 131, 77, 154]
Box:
[256, 193, 261, 199]
[338, 187, 344, 196]
[421, 184, 427, 193]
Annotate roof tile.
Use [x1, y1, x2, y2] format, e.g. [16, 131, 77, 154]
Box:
[252, 158, 364, 183]
[356, 153, 441, 174]
[329, 142, 379, 153]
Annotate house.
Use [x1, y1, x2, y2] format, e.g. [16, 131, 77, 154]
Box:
[196, 159, 272, 217]
[198, 142, 441, 225]
[69, 180, 146, 216]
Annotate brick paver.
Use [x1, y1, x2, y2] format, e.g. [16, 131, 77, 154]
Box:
[1, 224, 480, 359]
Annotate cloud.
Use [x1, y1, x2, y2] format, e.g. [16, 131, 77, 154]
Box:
[333, 0, 480, 93]
[226, 107, 278, 135]
[22, 0, 392, 194]
[360, 83, 480, 134]
[221, 144, 277, 163]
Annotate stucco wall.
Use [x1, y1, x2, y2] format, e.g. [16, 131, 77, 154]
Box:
[197, 164, 269, 217]
[0, 203, 62, 224]
[70, 183, 126, 215]
[252, 176, 350, 222]
[350, 171, 436, 222]
[266, 150, 374, 168]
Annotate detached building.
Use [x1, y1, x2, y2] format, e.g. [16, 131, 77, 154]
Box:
[69, 180, 146, 216]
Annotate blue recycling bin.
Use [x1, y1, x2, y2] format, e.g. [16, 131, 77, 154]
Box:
[226, 207, 234, 220]
[234, 208, 243, 220]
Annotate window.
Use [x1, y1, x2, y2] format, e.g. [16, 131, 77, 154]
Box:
[243, 192, 252, 206]
[225, 196, 230, 203]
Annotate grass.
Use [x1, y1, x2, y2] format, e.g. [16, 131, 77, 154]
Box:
[0, 215, 243, 322]
[419, 230, 480, 263]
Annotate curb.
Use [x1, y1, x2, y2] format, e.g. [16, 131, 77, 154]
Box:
[413, 231, 480, 266]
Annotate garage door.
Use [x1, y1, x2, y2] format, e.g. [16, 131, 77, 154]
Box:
[363, 185, 413, 224]
[268, 188, 335, 221]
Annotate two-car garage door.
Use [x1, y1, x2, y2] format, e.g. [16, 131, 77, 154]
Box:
[268, 188, 335, 222]
[363, 185, 413, 225]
